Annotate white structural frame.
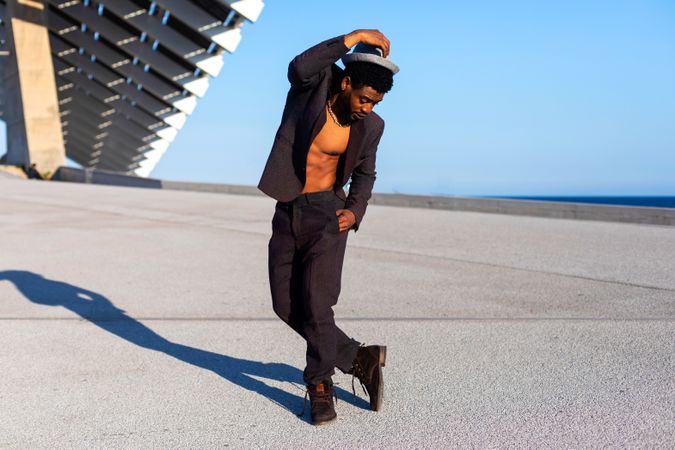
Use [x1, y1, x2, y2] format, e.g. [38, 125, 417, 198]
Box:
[0, 0, 264, 176]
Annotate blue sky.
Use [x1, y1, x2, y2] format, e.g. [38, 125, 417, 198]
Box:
[3, 1, 675, 195]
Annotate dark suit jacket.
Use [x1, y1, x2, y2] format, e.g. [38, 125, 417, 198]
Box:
[258, 35, 385, 231]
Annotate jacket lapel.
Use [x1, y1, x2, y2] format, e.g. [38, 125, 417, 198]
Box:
[340, 118, 364, 185]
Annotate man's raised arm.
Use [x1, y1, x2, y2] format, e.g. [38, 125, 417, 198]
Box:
[288, 30, 391, 89]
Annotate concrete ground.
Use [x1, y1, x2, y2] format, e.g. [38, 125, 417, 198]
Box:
[0, 177, 673, 449]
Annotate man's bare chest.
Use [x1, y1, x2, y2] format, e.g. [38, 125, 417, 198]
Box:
[309, 110, 351, 157]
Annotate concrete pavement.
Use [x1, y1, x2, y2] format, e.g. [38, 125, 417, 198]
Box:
[1, 177, 673, 448]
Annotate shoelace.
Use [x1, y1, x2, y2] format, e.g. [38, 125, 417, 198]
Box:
[297, 386, 338, 417]
[351, 361, 369, 397]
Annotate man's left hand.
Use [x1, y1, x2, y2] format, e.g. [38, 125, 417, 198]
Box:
[336, 209, 356, 232]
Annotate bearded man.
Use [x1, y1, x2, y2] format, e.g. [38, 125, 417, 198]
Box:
[258, 29, 398, 425]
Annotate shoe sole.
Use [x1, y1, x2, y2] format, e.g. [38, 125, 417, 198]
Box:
[373, 345, 386, 412]
[373, 363, 384, 411]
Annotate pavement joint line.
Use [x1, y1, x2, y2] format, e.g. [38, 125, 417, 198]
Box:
[1, 317, 674, 322]
[4, 194, 675, 294]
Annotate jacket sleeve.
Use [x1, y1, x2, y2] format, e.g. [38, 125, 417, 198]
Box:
[288, 35, 350, 89]
[345, 123, 385, 232]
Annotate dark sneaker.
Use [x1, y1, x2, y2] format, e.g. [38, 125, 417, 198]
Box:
[351, 345, 387, 411]
[299, 382, 337, 425]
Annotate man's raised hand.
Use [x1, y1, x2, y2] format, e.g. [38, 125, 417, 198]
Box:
[344, 29, 390, 58]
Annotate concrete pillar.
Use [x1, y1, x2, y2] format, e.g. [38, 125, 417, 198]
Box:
[2, 0, 64, 177]
[0, 9, 7, 121]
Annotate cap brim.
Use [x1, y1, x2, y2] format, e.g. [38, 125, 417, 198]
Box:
[341, 53, 400, 74]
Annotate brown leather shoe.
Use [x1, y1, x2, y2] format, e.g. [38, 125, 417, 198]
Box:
[351, 345, 387, 411]
[301, 382, 337, 425]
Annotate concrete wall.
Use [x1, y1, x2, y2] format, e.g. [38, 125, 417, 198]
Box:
[54, 166, 161, 188]
[369, 193, 675, 226]
[51, 167, 675, 226]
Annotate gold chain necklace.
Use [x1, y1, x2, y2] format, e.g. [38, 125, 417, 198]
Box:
[326, 99, 350, 128]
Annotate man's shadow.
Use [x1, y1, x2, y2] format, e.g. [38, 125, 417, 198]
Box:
[0, 270, 367, 420]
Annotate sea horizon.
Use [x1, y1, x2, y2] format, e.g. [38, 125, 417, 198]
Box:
[483, 196, 675, 209]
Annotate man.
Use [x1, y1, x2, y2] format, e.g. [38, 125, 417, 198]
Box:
[26, 163, 44, 180]
[258, 29, 398, 425]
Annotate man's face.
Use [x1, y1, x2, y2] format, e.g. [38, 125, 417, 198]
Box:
[340, 77, 385, 122]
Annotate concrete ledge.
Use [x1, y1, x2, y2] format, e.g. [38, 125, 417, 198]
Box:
[51, 166, 675, 226]
[0, 164, 28, 179]
[53, 166, 161, 188]
[161, 180, 262, 196]
[370, 193, 675, 226]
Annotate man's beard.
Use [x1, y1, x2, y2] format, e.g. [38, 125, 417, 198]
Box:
[350, 112, 366, 122]
[334, 95, 359, 124]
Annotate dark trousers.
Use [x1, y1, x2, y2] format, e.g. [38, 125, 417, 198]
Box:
[268, 190, 361, 385]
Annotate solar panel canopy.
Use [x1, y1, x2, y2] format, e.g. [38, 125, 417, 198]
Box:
[0, 0, 264, 176]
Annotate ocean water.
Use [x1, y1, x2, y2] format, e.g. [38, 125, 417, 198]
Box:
[489, 196, 675, 209]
